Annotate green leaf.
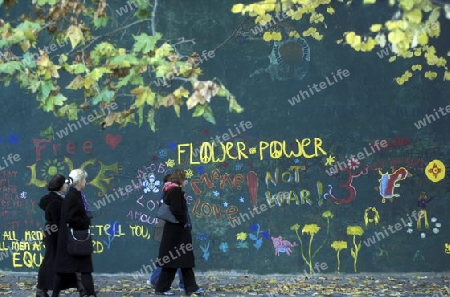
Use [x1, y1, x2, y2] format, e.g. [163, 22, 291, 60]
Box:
[36, 0, 57, 5]
[92, 87, 115, 105]
[147, 109, 156, 131]
[109, 54, 140, 68]
[135, 9, 151, 20]
[40, 125, 54, 139]
[57, 103, 79, 120]
[0, 61, 21, 74]
[64, 63, 89, 74]
[137, 106, 144, 127]
[229, 95, 244, 113]
[38, 80, 56, 101]
[116, 68, 143, 88]
[202, 105, 216, 124]
[42, 93, 67, 112]
[192, 105, 205, 117]
[93, 16, 109, 29]
[22, 52, 36, 68]
[132, 33, 162, 54]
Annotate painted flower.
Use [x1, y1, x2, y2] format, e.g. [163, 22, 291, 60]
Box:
[431, 217, 437, 223]
[143, 174, 160, 194]
[432, 228, 439, 234]
[249, 147, 257, 154]
[236, 232, 247, 241]
[420, 232, 426, 238]
[196, 233, 209, 241]
[234, 163, 243, 171]
[407, 222, 413, 227]
[294, 158, 300, 164]
[223, 201, 229, 207]
[158, 149, 168, 158]
[250, 224, 259, 232]
[219, 242, 229, 253]
[185, 169, 193, 179]
[347, 157, 360, 170]
[302, 224, 320, 236]
[322, 210, 334, 219]
[213, 190, 220, 197]
[407, 228, 413, 234]
[435, 223, 441, 228]
[290, 223, 301, 232]
[239, 197, 245, 203]
[347, 226, 364, 236]
[40, 159, 66, 180]
[165, 159, 175, 167]
[331, 240, 347, 251]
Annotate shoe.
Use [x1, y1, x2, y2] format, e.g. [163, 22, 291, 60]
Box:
[155, 290, 175, 295]
[147, 279, 157, 287]
[36, 291, 49, 297]
[177, 284, 185, 291]
[186, 288, 204, 295]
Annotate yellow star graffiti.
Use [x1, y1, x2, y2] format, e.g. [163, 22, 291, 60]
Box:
[185, 169, 193, 179]
[325, 155, 336, 166]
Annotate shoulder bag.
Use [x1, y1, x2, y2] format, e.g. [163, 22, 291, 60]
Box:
[66, 226, 94, 256]
[157, 203, 179, 223]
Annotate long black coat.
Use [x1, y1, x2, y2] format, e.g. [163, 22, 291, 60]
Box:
[38, 192, 77, 289]
[54, 186, 94, 273]
[157, 186, 195, 268]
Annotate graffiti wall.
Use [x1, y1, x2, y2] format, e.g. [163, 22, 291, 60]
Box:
[0, 1, 449, 275]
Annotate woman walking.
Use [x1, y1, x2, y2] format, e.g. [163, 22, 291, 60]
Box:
[36, 174, 78, 297]
[155, 169, 203, 296]
[52, 169, 96, 297]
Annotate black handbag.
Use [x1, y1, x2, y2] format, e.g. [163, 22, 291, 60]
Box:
[157, 203, 179, 223]
[67, 227, 93, 256]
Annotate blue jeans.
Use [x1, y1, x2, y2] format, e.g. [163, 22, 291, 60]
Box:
[150, 267, 184, 287]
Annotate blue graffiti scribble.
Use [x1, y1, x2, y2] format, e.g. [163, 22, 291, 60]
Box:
[196, 233, 209, 242]
[102, 221, 119, 249]
[248, 224, 270, 250]
[200, 241, 210, 261]
[197, 166, 205, 174]
[7, 133, 20, 144]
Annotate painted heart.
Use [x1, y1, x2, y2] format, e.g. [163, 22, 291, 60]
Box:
[105, 134, 122, 150]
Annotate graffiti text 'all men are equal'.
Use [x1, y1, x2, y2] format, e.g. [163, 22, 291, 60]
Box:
[178, 138, 327, 164]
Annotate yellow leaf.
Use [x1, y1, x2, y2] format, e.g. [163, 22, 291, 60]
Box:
[363, 0, 376, 4]
[231, 4, 245, 13]
[66, 25, 83, 49]
[369, 24, 382, 32]
[444, 71, 450, 81]
[263, 32, 272, 42]
[345, 32, 356, 44]
[389, 56, 397, 62]
[326, 7, 335, 14]
[405, 9, 422, 24]
[388, 30, 406, 44]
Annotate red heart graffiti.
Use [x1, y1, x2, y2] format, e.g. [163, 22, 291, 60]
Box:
[105, 134, 122, 150]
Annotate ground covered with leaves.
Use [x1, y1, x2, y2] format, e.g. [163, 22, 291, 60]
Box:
[0, 272, 448, 296]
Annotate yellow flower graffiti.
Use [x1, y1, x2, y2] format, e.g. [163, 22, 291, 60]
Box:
[236, 232, 247, 241]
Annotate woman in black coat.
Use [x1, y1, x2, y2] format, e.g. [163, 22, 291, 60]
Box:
[36, 174, 78, 297]
[52, 169, 96, 297]
[155, 169, 203, 296]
